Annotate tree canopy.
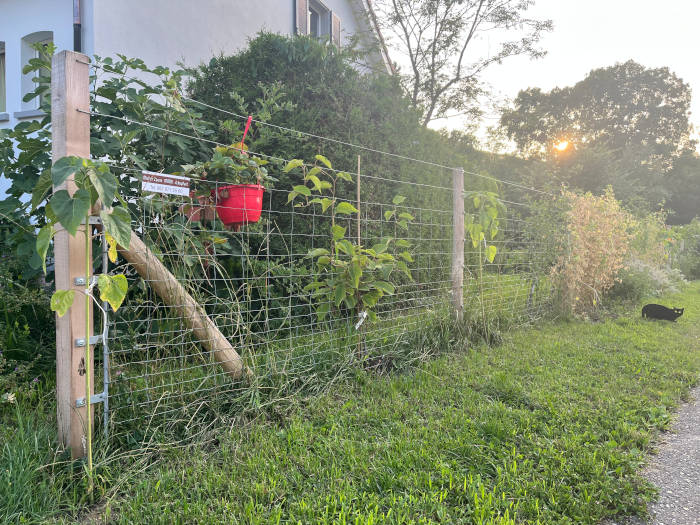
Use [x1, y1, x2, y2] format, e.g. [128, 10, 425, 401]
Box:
[500, 60, 694, 170]
[499, 60, 699, 219]
[372, 0, 552, 126]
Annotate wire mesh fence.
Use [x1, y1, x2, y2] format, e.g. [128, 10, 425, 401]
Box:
[99, 163, 555, 444]
[50, 57, 559, 448]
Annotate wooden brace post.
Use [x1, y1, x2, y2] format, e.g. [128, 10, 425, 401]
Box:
[117, 233, 250, 379]
[52, 50, 93, 458]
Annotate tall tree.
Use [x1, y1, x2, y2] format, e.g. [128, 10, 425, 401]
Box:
[371, 0, 551, 125]
[500, 60, 695, 171]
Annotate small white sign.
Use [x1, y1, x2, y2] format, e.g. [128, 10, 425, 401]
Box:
[141, 171, 190, 197]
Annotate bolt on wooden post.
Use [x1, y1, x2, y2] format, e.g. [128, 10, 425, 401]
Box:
[52, 50, 93, 458]
[451, 167, 465, 321]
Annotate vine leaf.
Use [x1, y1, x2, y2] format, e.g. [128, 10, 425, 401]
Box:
[100, 207, 132, 250]
[32, 170, 53, 211]
[36, 224, 54, 274]
[97, 274, 128, 312]
[51, 156, 83, 187]
[49, 189, 91, 236]
[486, 245, 498, 263]
[105, 232, 118, 263]
[88, 164, 118, 206]
[50, 289, 75, 317]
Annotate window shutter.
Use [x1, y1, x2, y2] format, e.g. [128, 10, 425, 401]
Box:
[330, 11, 341, 47]
[295, 0, 309, 35]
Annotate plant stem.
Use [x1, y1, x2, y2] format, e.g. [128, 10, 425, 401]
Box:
[84, 217, 93, 497]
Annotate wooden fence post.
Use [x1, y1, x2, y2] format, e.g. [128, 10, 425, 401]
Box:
[52, 50, 92, 458]
[451, 167, 465, 321]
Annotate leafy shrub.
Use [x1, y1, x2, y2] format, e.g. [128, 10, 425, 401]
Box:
[672, 219, 700, 280]
[552, 188, 633, 316]
[610, 257, 687, 301]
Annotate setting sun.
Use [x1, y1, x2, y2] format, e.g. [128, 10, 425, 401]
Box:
[554, 140, 570, 151]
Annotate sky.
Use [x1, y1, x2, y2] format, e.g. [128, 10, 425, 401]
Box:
[432, 0, 700, 146]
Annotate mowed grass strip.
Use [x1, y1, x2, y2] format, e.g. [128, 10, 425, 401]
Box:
[84, 284, 700, 524]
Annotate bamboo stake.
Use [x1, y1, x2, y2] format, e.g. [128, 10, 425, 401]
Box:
[452, 167, 465, 321]
[118, 232, 250, 379]
[356, 155, 361, 245]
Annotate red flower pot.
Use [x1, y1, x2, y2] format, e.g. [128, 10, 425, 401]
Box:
[213, 184, 265, 226]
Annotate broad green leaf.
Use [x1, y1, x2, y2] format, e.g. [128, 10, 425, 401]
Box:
[399, 251, 413, 263]
[320, 198, 334, 213]
[490, 225, 499, 239]
[384, 210, 395, 221]
[306, 174, 322, 191]
[349, 261, 362, 288]
[306, 166, 322, 179]
[396, 260, 412, 279]
[283, 159, 304, 172]
[469, 224, 482, 248]
[398, 212, 415, 221]
[486, 206, 498, 219]
[36, 224, 54, 274]
[335, 202, 359, 215]
[373, 281, 395, 295]
[473, 196, 481, 208]
[51, 156, 83, 187]
[363, 290, 381, 307]
[50, 189, 91, 236]
[334, 283, 346, 306]
[315, 154, 332, 168]
[316, 302, 330, 320]
[32, 170, 52, 210]
[392, 195, 406, 205]
[303, 281, 325, 292]
[307, 247, 330, 258]
[486, 245, 498, 263]
[287, 191, 298, 204]
[97, 273, 128, 312]
[396, 239, 411, 248]
[344, 294, 357, 309]
[100, 206, 131, 249]
[88, 164, 118, 206]
[293, 185, 312, 197]
[331, 224, 346, 241]
[336, 171, 353, 182]
[317, 255, 331, 266]
[336, 239, 353, 255]
[50, 289, 75, 317]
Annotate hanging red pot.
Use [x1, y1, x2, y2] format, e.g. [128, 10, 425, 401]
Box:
[213, 184, 265, 227]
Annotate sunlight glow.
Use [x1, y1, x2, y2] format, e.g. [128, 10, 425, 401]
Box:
[554, 140, 570, 151]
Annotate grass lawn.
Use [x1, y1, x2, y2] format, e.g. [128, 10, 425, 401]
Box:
[69, 282, 700, 524]
[2, 283, 699, 524]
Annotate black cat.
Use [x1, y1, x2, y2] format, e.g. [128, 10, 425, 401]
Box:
[641, 304, 684, 322]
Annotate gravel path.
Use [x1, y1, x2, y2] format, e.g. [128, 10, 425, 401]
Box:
[608, 385, 700, 525]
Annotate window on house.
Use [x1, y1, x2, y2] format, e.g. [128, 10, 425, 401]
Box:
[0, 42, 6, 113]
[308, 1, 330, 39]
[21, 31, 53, 111]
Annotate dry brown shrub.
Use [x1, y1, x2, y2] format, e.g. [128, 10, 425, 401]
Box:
[552, 188, 634, 316]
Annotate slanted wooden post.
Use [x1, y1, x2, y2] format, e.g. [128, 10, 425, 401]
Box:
[52, 50, 92, 458]
[451, 167, 465, 321]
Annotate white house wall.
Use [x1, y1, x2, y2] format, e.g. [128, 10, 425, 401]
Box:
[91, 0, 364, 71]
[0, 0, 74, 129]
